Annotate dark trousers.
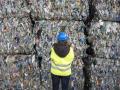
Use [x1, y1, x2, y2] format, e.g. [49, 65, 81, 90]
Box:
[51, 74, 70, 90]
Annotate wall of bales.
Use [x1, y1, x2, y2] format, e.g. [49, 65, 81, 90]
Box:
[0, 0, 120, 90]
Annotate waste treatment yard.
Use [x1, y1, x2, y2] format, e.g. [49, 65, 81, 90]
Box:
[0, 0, 120, 90]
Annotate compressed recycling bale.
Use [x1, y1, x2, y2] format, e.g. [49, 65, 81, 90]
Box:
[89, 21, 120, 59]
[30, 0, 89, 20]
[34, 20, 85, 89]
[0, 17, 34, 54]
[34, 20, 87, 57]
[0, 0, 89, 20]
[0, 0, 30, 18]
[91, 58, 120, 90]
[94, 0, 120, 21]
[0, 55, 51, 90]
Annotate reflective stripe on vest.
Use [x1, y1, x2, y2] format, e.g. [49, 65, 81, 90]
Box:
[52, 60, 71, 67]
[51, 65, 71, 71]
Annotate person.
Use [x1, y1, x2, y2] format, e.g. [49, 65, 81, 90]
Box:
[50, 32, 75, 90]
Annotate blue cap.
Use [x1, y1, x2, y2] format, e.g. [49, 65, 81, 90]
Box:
[57, 32, 69, 41]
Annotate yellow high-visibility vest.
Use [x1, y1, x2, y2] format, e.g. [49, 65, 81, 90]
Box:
[50, 47, 74, 76]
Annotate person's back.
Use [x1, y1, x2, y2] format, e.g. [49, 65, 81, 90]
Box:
[53, 41, 70, 58]
[50, 32, 74, 90]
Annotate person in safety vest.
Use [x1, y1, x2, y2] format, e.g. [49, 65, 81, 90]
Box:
[50, 32, 75, 90]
